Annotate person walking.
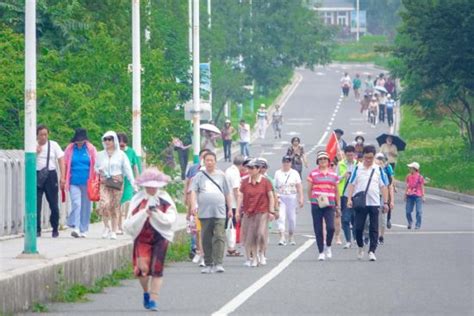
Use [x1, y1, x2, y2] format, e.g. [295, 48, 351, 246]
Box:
[405, 162, 425, 230]
[307, 151, 340, 261]
[190, 152, 232, 273]
[221, 119, 235, 162]
[172, 136, 191, 180]
[287, 137, 308, 179]
[365, 74, 374, 93]
[380, 135, 398, 171]
[334, 128, 347, 151]
[225, 155, 245, 256]
[386, 94, 396, 128]
[123, 168, 177, 311]
[336, 145, 357, 249]
[238, 159, 275, 267]
[64, 128, 97, 238]
[256, 104, 268, 139]
[375, 153, 395, 244]
[354, 135, 365, 155]
[239, 119, 251, 157]
[36, 124, 65, 238]
[118, 133, 142, 235]
[274, 156, 304, 246]
[95, 131, 135, 240]
[272, 104, 284, 139]
[353, 73, 362, 101]
[347, 145, 389, 262]
[340, 72, 351, 97]
[378, 92, 387, 123]
[368, 96, 378, 128]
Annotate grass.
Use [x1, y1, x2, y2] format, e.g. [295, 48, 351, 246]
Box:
[331, 35, 393, 68]
[31, 302, 49, 313]
[396, 106, 474, 194]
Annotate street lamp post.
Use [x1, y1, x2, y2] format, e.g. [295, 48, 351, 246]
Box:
[356, 0, 360, 42]
[192, 0, 201, 163]
[23, 0, 38, 255]
[132, 0, 142, 160]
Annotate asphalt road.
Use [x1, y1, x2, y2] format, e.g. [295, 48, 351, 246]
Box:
[27, 65, 474, 316]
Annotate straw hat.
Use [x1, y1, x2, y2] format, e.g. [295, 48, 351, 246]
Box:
[135, 168, 171, 188]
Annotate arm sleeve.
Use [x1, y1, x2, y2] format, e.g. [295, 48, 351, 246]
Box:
[222, 174, 230, 195]
[190, 174, 199, 192]
[348, 167, 358, 184]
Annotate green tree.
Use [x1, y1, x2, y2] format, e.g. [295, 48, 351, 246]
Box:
[391, 0, 474, 150]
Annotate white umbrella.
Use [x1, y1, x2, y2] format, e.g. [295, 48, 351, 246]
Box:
[200, 123, 221, 134]
[374, 86, 388, 93]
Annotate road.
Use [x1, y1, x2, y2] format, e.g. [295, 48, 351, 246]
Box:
[28, 65, 474, 316]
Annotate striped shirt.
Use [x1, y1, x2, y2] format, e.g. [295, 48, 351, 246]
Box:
[307, 168, 339, 205]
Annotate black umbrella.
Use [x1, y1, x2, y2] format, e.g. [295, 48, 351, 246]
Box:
[376, 133, 406, 151]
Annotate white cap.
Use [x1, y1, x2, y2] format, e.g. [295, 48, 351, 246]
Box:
[375, 152, 386, 160]
[407, 162, 420, 170]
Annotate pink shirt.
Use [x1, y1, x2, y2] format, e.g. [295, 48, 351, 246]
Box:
[406, 173, 425, 197]
[307, 168, 339, 205]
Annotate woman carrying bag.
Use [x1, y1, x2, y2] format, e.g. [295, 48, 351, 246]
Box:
[123, 168, 177, 311]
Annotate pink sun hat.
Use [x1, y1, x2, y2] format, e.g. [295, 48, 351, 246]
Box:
[135, 167, 171, 188]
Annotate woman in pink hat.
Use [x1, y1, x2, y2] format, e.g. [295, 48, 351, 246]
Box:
[123, 168, 177, 311]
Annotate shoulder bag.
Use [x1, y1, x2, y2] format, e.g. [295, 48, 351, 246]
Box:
[352, 168, 375, 209]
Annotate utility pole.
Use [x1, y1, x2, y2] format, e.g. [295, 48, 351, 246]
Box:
[23, 0, 38, 255]
[356, 0, 360, 42]
[192, 0, 201, 163]
[188, 0, 193, 58]
[132, 0, 142, 159]
[207, 0, 212, 120]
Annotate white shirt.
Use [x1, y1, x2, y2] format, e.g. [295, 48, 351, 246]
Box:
[239, 124, 250, 142]
[349, 163, 388, 206]
[225, 164, 241, 208]
[341, 76, 351, 87]
[274, 168, 301, 196]
[36, 140, 64, 171]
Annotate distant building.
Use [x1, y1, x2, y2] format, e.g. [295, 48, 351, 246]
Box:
[309, 0, 366, 36]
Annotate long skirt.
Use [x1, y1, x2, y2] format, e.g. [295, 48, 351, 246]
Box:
[133, 221, 169, 277]
[98, 175, 123, 219]
[244, 212, 269, 252]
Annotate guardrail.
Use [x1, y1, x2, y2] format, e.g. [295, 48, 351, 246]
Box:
[0, 150, 67, 237]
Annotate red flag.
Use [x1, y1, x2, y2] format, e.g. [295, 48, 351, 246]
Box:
[326, 132, 339, 162]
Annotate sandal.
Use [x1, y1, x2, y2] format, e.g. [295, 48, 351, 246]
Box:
[226, 250, 242, 257]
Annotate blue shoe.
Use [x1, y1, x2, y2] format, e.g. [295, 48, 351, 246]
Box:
[143, 292, 150, 309]
[148, 300, 158, 311]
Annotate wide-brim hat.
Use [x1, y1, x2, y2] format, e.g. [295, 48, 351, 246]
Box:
[407, 162, 420, 170]
[375, 152, 386, 160]
[135, 168, 170, 188]
[71, 128, 88, 143]
[316, 151, 330, 162]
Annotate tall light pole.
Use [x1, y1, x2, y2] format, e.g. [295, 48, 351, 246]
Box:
[132, 0, 142, 159]
[192, 0, 201, 163]
[23, 0, 38, 255]
[188, 0, 193, 58]
[356, 0, 360, 42]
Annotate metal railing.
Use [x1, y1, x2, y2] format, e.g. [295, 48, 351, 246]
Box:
[0, 150, 67, 237]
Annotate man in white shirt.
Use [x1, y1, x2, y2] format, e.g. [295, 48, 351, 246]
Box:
[36, 124, 65, 238]
[256, 104, 268, 139]
[347, 145, 389, 261]
[340, 72, 351, 97]
[225, 155, 245, 256]
[239, 119, 251, 157]
[274, 156, 304, 246]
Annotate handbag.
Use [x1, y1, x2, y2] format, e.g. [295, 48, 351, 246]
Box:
[87, 175, 100, 201]
[37, 141, 50, 188]
[226, 220, 236, 249]
[105, 177, 123, 190]
[352, 168, 375, 209]
[317, 194, 330, 208]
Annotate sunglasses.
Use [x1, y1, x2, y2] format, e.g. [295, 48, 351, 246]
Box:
[103, 137, 114, 142]
[247, 166, 256, 170]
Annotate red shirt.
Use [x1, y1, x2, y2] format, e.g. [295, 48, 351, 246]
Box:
[406, 173, 425, 197]
[240, 176, 273, 216]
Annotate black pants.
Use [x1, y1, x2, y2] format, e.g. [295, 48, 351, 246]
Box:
[342, 86, 350, 96]
[177, 148, 189, 180]
[378, 104, 386, 122]
[354, 206, 379, 252]
[311, 204, 335, 253]
[37, 170, 59, 233]
[223, 140, 232, 161]
[387, 107, 394, 127]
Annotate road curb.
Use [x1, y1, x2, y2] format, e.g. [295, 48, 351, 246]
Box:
[395, 180, 474, 204]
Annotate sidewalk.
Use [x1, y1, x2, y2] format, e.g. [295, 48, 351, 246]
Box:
[0, 215, 186, 314]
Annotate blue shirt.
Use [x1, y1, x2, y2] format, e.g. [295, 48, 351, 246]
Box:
[70, 144, 91, 185]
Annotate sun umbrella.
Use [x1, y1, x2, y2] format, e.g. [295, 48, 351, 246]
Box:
[376, 133, 406, 151]
[374, 86, 388, 94]
[200, 123, 221, 134]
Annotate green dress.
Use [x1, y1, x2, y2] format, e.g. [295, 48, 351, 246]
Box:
[121, 147, 142, 204]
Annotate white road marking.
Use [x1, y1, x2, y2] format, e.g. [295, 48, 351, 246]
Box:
[317, 131, 329, 146]
[387, 231, 474, 235]
[316, 72, 325, 76]
[286, 131, 301, 136]
[211, 239, 315, 316]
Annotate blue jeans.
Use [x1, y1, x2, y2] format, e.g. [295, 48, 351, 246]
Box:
[341, 196, 355, 243]
[68, 184, 92, 233]
[406, 195, 423, 228]
[223, 140, 232, 161]
[240, 142, 249, 157]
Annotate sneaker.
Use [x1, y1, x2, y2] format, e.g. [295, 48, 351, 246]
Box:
[143, 292, 151, 309]
[407, 224, 412, 229]
[214, 264, 225, 273]
[289, 240, 296, 246]
[357, 247, 364, 260]
[244, 260, 252, 267]
[117, 230, 124, 235]
[79, 232, 87, 238]
[415, 226, 420, 230]
[52, 230, 59, 238]
[110, 232, 117, 240]
[201, 266, 213, 274]
[386, 220, 392, 229]
[148, 300, 158, 311]
[259, 255, 267, 266]
[192, 254, 201, 264]
[251, 258, 259, 267]
[199, 258, 206, 267]
[102, 227, 110, 239]
[378, 236, 384, 245]
[343, 242, 352, 249]
[278, 239, 287, 246]
[71, 230, 80, 238]
[318, 253, 325, 261]
[325, 247, 332, 259]
[368, 251, 377, 261]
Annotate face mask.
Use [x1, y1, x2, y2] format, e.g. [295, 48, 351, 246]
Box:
[357, 139, 363, 144]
